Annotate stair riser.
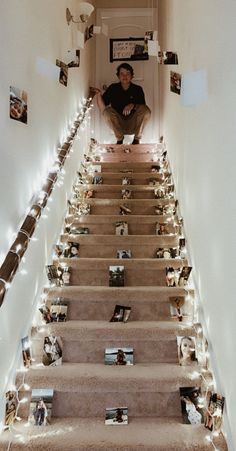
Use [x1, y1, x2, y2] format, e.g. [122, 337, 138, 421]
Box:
[95, 177, 164, 185]
[62, 340, 178, 364]
[68, 269, 166, 286]
[91, 192, 157, 199]
[64, 300, 170, 321]
[32, 339, 178, 364]
[65, 224, 168, 235]
[90, 206, 169, 215]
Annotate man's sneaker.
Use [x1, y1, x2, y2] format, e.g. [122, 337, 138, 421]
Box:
[117, 139, 123, 144]
[132, 138, 140, 145]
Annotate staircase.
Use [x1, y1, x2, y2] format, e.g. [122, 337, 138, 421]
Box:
[0, 143, 227, 450]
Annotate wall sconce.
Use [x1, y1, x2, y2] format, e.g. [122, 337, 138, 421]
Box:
[66, 2, 94, 25]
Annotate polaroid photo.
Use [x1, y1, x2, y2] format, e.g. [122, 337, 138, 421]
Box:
[56, 59, 68, 87]
[158, 51, 178, 65]
[105, 347, 134, 366]
[84, 24, 94, 42]
[39, 299, 68, 323]
[178, 266, 192, 286]
[5, 391, 18, 427]
[67, 49, 80, 68]
[110, 304, 131, 323]
[65, 225, 90, 235]
[21, 336, 32, 368]
[169, 296, 186, 322]
[54, 244, 64, 258]
[120, 204, 132, 215]
[154, 187, 166, 199]
[156, 222, 169, 235]
[105, 407, 128, 425]
[42, 335, 62, 366]
[156, 248, 164, 258]
[46, 265, 60, 286]
[177, 336, 198, 366]
[78, 203, 91, 216]
[28, 388, 54, 426]
[179, 387, 204, 424]
[115, 221, 128, 236]
[117, 249, 132, 259]
[151, 165, 161, 173]
[93, 175, 103, 184]
[155, 205, 164, 215]
[57, 266, 71, 285]
[179, 238, 186, 258]
[205, 392, 225, 432]
[109, 266, 124, 287]
[10, 86, 28, 124]
[166, 267, 181, 287]
[84, 190, 94, 199]
[121, 177, 132, 185]
[170, 71, 182, 95]
[64, 241, 79, 258]
[49, 300, 68, 322]
[121, 189, 132, 200]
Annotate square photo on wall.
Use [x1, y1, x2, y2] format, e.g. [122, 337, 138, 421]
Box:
[10, 86, 28, 124]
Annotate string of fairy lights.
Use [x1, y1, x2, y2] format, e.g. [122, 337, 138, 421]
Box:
[1, 106, 225, 451]
[1, 96, 93, 449]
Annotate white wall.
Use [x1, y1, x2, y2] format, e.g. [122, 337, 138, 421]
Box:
[0, 0, 95, 260]
[158, 1, 236, 449]
[0, 0, 95, 427]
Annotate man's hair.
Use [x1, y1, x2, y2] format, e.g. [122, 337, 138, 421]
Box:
[116, 63, 134, 77]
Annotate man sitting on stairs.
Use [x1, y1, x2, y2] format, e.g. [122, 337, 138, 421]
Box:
[94, 63, 151, 144]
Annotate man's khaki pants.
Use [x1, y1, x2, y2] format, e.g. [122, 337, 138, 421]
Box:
[102, 104, 151, 141]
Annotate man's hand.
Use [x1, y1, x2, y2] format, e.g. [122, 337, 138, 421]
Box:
[122, 103, 135, 116]
[89, 86, 102, 95]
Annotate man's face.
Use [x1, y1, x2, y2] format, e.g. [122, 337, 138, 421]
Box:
[118, 68, 133, 86]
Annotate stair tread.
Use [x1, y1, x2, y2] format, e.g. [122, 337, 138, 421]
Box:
[0, 417, 226, 451]
[37, 320, 194, 339]
[24, 362, 201, 392]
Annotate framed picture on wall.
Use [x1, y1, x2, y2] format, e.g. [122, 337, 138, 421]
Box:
[110, 38, 149, 62]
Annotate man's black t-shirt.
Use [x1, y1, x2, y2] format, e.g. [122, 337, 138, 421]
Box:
[102, 82, 146, 116]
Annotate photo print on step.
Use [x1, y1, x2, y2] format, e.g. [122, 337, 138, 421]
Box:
[109, 266, 125, 287]
[105, 407, 128, 425]
[120, 204, 132, 215]
[5, 391, 18, 427]
[117, 249, 132, 259]
[169, 296, 186, 322]
[21, 335, 32, 368]
[105, 347, 134, 365]
[115, 221, 128, 235]
[42, 335, 62, 366]
[179, 387, 204, 425]
[110, 305, 131, 323]
[156, 248, 179, 259]
[64, 225, 90, 235]
[204, 392, 225, 433]
[39, 298, 68, 324]
[165, 266, 192, 287]
[177, 336, 198, 366]
[121, 189, 132, 200]
[28, 388, 54, 426]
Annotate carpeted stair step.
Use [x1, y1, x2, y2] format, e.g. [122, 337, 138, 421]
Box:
[54, 257, 187, 286]
[0, 417, 227, 451]
[45, 285, 193, 321]
[18, 363, 202, 418]
[32, 320, 194, 364]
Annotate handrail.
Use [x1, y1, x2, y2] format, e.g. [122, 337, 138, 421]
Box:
[0, 95, 94, 307]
